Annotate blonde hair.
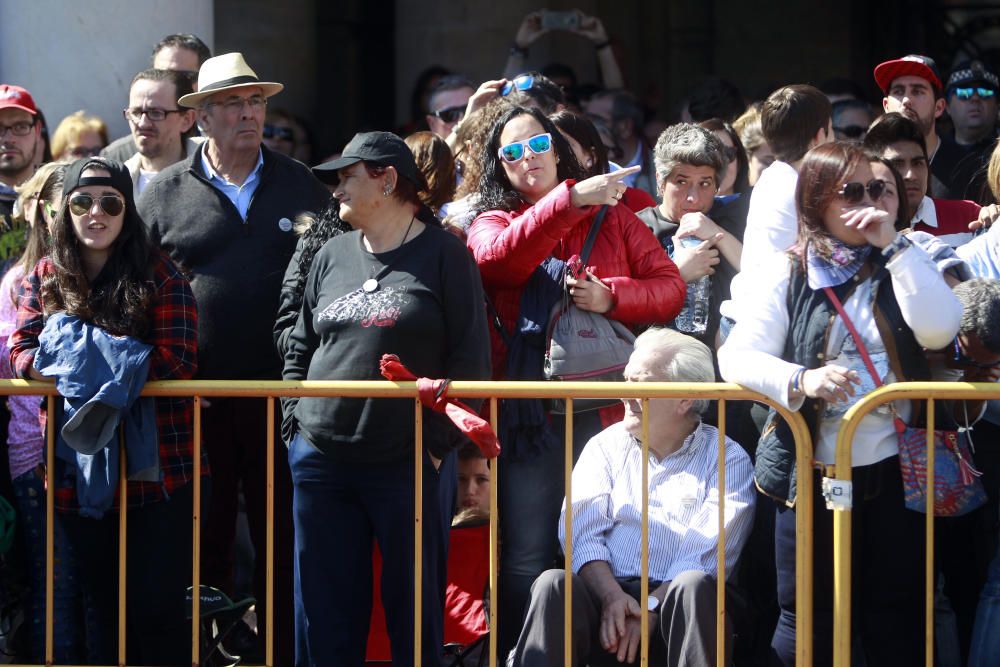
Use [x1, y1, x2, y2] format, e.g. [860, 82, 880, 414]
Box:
[988, 142, 1000, 202]
[733, 103, 765, 154]
[50, 111, 108, 160]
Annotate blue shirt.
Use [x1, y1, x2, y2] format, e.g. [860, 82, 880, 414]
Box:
[200, 147, 264, 220]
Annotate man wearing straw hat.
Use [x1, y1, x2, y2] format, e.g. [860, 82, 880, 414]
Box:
[508, 328, 755, 666]
[137, 52, 329, 664]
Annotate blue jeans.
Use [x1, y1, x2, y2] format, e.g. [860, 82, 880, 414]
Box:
[11, 470, 88, 663]
[970, 541, 1000, 665]
[289, 433, 450, 667]
[496, 409, 604, 657]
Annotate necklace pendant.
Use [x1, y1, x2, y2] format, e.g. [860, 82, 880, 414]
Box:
[362, 278, 379, 293]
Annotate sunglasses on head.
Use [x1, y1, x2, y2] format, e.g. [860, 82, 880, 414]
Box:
[953, 87, 996, 101]
[68, 193, 125, 217]
[263, 124, 294, 141]
[432, 105, 466, 124]
[953, 337, 1000, 370]
[498, 132, 552, 163]
[501, 74, 535, 97]
[834, 125, 867, 140]
[837, 179, 886, 205]
[720, 145, 738, 163]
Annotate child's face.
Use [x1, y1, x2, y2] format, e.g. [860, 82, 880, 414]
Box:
[457, 457, 491, 514]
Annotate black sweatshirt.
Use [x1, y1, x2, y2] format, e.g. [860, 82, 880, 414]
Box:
[283, 225, 491, 462]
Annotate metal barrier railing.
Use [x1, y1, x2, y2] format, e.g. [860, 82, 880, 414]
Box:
[831, 381, 1000, 667]
[0, 379, 814, 667]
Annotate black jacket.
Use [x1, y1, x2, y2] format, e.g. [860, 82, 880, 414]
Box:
[137, 143, 330, 380]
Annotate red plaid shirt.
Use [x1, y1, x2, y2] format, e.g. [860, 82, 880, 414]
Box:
[9, 253, 207, 511]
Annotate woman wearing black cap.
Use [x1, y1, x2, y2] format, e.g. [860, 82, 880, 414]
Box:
[8, 157, 203, 664]
[282, 131, 491, 666]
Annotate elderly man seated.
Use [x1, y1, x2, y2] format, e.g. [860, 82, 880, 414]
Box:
[508, 328, 755, 666]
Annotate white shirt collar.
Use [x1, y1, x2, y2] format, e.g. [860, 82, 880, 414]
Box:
[911, 195, 938, 229]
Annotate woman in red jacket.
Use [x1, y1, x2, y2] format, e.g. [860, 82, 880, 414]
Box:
[466, 105, 685, 653]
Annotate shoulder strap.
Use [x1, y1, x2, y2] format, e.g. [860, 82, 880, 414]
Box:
[579, 205, 609, 267]
[822, 286, 882, 388]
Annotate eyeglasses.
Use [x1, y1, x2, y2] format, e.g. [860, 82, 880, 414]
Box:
[0, 120, 35, 138]
[501, 74, 535, 97]
[432, 105, 466, 124]
[263, 124, 294, 141]
[68, 193, 125, 217]
[953, 87, 996, 101]
[834, 125, 867, 140]
[68, 146, 103, 158]
[837, 179, 886, 205]
[205, 95, 267, 114]
[498, 132, 552, 162]
[953, 337, 1000, 369]
[123, 107, 183, 123]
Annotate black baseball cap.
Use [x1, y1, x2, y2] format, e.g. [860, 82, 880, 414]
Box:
[312, 131, 427, 189]
[946, 60, 1000, 93]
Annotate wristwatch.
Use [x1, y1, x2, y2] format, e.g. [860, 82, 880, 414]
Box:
[646, 594, 661, 613]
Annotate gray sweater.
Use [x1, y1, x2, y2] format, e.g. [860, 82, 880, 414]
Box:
[137, 143, 329, 380]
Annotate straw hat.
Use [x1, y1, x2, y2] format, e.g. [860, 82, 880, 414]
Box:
[178, 52, 283, 108]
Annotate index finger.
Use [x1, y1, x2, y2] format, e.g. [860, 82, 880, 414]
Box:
[608, 165, 642, 181]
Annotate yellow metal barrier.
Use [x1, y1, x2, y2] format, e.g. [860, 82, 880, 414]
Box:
[831, 381, 1000, 667]
[0, 378, 813, 667]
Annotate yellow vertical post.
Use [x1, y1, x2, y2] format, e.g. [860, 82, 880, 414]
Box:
[192, 398, 201, 667]
[266, 397, 275, 667]
[414, 399, 423, 667]
[45, 395, 55, 666]
[640, 398, 650, 667]
[716, 400, 727, 666]
[563, 399, 573, 667]
[925, 398, 935, 667]
[488, 398, 499, 667]
[119, 428, 127, 666]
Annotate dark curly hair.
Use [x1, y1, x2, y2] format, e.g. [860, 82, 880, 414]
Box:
[292, 197, 351, 297]
[40, 158, 157, 337]
[474, 105, 585, 216]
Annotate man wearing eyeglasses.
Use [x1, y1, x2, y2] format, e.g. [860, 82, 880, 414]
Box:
[425, 75, 475, 138]
[103, 33, 212, 164]
[0, 84, 42, 224]
[509, 328, 754, 666]
[137, 52, 328, 666]
[122, 68, 198, 196]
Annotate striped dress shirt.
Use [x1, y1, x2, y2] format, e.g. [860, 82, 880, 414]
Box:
[559, 421, 755, 582]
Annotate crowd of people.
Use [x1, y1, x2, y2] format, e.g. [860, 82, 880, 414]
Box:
[3, 10, 1000, 667]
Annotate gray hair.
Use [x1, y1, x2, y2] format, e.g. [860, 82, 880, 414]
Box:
[632, 327, 715, 416]
[954, 279, 1000, 353]
[652, 123, 727, 188]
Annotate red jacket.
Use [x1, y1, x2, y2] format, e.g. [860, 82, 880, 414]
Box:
[467, 181, 685, 377]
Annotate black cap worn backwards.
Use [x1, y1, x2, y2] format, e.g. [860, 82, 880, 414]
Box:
[312, 131, 428, 189]
[62, 156, 138, 218]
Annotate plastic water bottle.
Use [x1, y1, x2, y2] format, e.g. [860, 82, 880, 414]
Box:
[674, 236, 710, 335]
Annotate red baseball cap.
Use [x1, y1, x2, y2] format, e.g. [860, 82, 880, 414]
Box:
[874, 55, 943, 94]
[0, 85, 38, 115]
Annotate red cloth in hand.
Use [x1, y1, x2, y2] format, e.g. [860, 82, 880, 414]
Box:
[379, 354, 500, 458]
